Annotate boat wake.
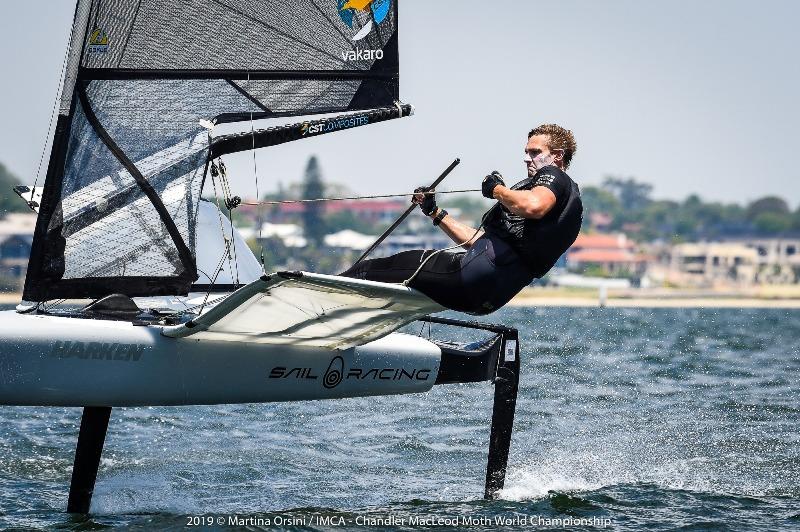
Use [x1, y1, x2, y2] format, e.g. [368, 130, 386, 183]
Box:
[500, 435, 794, 501]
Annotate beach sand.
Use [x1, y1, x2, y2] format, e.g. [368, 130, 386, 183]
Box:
[508, 286, 800, 308]
[507, 295, 800, 308]
[0, 293, 21, 305]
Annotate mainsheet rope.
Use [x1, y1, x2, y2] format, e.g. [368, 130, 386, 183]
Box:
[247, 70, 267, 272]
[241, 188, 481, 206]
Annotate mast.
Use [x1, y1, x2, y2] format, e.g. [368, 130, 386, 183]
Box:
[23, 0, 92, 302]
[23, 0, 407, 302]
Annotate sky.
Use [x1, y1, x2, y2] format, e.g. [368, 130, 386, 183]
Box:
[0, 1, 798, 207]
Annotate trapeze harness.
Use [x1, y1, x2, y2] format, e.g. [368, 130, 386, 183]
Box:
[341, 167, 583, 315]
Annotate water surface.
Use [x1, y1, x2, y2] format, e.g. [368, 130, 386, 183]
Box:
[1, 306, 798, 530]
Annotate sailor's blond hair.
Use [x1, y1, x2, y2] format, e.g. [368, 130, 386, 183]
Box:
[528, 124, 577, 169]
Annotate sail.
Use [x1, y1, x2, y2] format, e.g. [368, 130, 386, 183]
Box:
[24, 0, 403, 302]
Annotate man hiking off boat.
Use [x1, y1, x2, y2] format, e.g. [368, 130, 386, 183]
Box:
[341, 123, 583, 314]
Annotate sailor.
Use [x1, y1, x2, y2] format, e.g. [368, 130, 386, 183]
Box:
[341, 124, 583, 314]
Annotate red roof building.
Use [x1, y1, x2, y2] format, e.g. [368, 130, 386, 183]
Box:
[588, 211, 613, 231]
[567, 233, 651, 276]
[266, 200, 407, 225]
[571, 233, 634, 250]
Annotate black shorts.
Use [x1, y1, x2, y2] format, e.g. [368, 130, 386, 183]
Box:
[340, 233, 535, 315]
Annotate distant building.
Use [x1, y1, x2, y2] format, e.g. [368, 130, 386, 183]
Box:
[571, 233, 635, 251]
[723, 237, 800, 283]
[0, 213, 37, 286]
[566, 233, 651, 277]
[267, 200, 407, 225]
[0, 213, 37, 238]
[588, 212, 613, 232]
[324, 230, 374, 251]
[239, 223, 307, 248]
[670, 242, 757, 286]
[0, 235, 32, 280]
[376, 234, 453, 257]
[240, 224, 378, 252]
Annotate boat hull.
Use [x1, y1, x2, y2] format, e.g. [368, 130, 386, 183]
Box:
[0, 311, 440, 407]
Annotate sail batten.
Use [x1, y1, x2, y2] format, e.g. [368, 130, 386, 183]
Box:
[75, 84, 197, 281]
[79, 69, 398, 80]
[24, 0, 404, 302]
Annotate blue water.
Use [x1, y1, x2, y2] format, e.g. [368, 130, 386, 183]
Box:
[1, 306, 799, 530]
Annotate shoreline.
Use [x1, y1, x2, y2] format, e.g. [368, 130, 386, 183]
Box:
[0, 293, 20, 305]
[4, 291, 800, 309]
[507, 296, 800, 308]
[509, 286, 800, 308]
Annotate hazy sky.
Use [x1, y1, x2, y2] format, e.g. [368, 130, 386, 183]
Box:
[1, 1, 798, 206]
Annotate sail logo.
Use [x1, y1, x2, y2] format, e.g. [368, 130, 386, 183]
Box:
[323, 356, 344, 388]
[87, 27, 109, 54]
[337, 0, 391, 42]
[268, 356, 432, 388]
[341, 48, 383, 62]
[300, 115, 369, 136]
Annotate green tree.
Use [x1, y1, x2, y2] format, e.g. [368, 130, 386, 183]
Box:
[581, 185, 621, 218]
[639, 199, 680, 240]
[753, 211, 792, 234]
[301, 156, 328, 246]
[325, 210, 378, 235]
[746, 196, 789, 220]
[0, 162, 27, 215]
[602, 176, 653, 211]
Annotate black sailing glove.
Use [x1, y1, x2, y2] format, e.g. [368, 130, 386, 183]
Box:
[482, 171, 505, 199]
[413, 186, 437, 216]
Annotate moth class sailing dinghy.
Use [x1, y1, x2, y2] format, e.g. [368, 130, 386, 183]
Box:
[1, 0, 520, 514]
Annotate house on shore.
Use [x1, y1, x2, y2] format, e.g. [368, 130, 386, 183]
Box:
[0, 213, 37, 290]
[566, 233, 651, 278]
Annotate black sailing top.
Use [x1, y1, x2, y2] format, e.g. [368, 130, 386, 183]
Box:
[483, 166, 583, 277]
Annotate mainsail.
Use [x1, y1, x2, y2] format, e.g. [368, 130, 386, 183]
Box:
[25, 0, 406, 302]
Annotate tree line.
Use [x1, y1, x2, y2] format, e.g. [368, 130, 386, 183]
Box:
[582, 177, 800, 242]
[0, 163, 28, 215]
[5, 157, 798, 247]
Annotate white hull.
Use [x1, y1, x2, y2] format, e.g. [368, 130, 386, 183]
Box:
[0, 311, 440, 407]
